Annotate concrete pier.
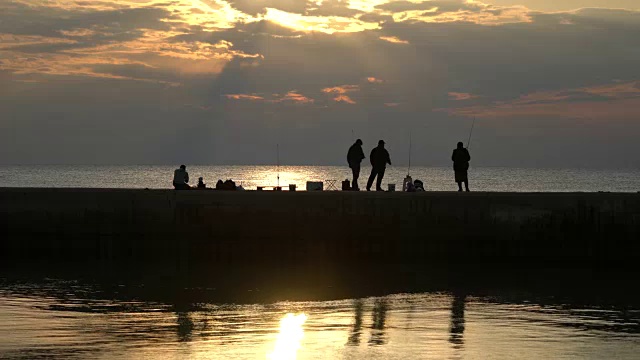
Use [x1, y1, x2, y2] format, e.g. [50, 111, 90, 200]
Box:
[1, 188, 639, 269]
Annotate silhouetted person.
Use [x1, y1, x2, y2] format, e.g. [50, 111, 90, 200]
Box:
[177, 311, 194, 342]
[452, 142, 470, 192]
[347, 299, 364, 346]
[368, 298, 388, 345]
[197, 177, 206, 189]
[347, 139, 365, 190]
[449, 293, 467, 349]
[173, 165, 190, 190]
[366, 140, 392, 191]
[173, 300, 194, 342]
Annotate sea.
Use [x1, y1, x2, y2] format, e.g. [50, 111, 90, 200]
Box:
[0, 165, 640, 192]
[1, 164, 640, 359]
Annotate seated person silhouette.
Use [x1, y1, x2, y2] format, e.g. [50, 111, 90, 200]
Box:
[173, 165, 190, 190]
[215, 179, 237, 190]
[197, 177, 206, 189]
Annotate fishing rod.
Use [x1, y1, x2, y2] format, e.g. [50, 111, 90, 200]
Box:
[467, 118, 476, 149]
[407, 131, 412, 176]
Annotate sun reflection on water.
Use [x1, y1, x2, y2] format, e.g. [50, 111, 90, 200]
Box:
[267, 313, 307, 360]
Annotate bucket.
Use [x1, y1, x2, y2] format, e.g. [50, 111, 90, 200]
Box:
[388, 184, 396, 192]
[289, 184, 296, 191]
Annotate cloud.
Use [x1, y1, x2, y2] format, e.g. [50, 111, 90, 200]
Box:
[442, 81, 640, 118]
[224, 0, 310, 16]
[0, 2, 262, 82]
[486, 0, 640, 12]
[448, 92, 479, 101]
[225, 94, 265, 101]
[262, 7, 379, 33]
[306, 0, 362, 18]
[333, 95, 357, 104]
[3, 1, 640, 167]
[273, 90, 315, 104]
[0, 3, 175, 37]
[322, 84, 360, 104]
[322, 84, 360, 94]
[225, 90, 314, 104]
[379, 35, 409, 44]
[581, 80, 640, 98]
[446, 97, 640, 121]
[374, 0, 531, 25]
[0, 33, 77, 50]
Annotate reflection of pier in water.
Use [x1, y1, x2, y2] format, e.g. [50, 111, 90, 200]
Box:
[3, 274, 639, 359]
[345, 298, 390, 347]
[347, 299, 364, 345]
[449, 293, 467, 350]
[176, 311, 194, 342]
[344, 298, 391, 347]
[368, 298, 388, 346]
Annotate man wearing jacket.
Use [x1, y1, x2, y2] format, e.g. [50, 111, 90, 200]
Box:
[452, 142, 471, 192]
[366, 140, 392, 191]
[347, 139, 365, 190]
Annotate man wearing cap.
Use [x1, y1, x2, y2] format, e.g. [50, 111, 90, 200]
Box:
[347, 139, 365, 191]
[173, 164, 190, 190]
[366, 140, 392, 191]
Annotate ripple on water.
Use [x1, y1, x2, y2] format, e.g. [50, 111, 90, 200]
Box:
[1, 283, 640, 359]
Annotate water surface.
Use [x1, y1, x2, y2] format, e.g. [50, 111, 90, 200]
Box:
[1, 165, 639, 192]
[1, 278, 639, 359]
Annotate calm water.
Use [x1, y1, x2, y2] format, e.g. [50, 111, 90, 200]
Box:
[0, 277, 639, 360]
[1, 165, 639, 192]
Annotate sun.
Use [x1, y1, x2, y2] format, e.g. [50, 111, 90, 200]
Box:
[267, 313, 308, 360]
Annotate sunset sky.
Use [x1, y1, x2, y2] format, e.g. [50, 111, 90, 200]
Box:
[1, 0, 640, 167]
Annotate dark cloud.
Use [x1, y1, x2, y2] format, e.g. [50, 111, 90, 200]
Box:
[0, 3, 174, 38]
[358, 12, 395, 24]
[378, 8, 640, 99]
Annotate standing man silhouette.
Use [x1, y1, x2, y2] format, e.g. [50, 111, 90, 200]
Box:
[367, 140, 392, 191]
[452, 142, 471, 192]
[347, 139, 365, 190]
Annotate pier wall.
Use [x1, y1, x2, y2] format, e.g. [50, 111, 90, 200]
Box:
[1, 189, 639, 268]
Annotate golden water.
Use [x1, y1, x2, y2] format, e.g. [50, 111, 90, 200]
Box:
[1, 285, 638, 359]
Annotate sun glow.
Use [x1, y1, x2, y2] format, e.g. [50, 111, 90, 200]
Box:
[348, 0, 390, 13]
[267, 313, 307, 360]
[264, 8, 378, 34]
